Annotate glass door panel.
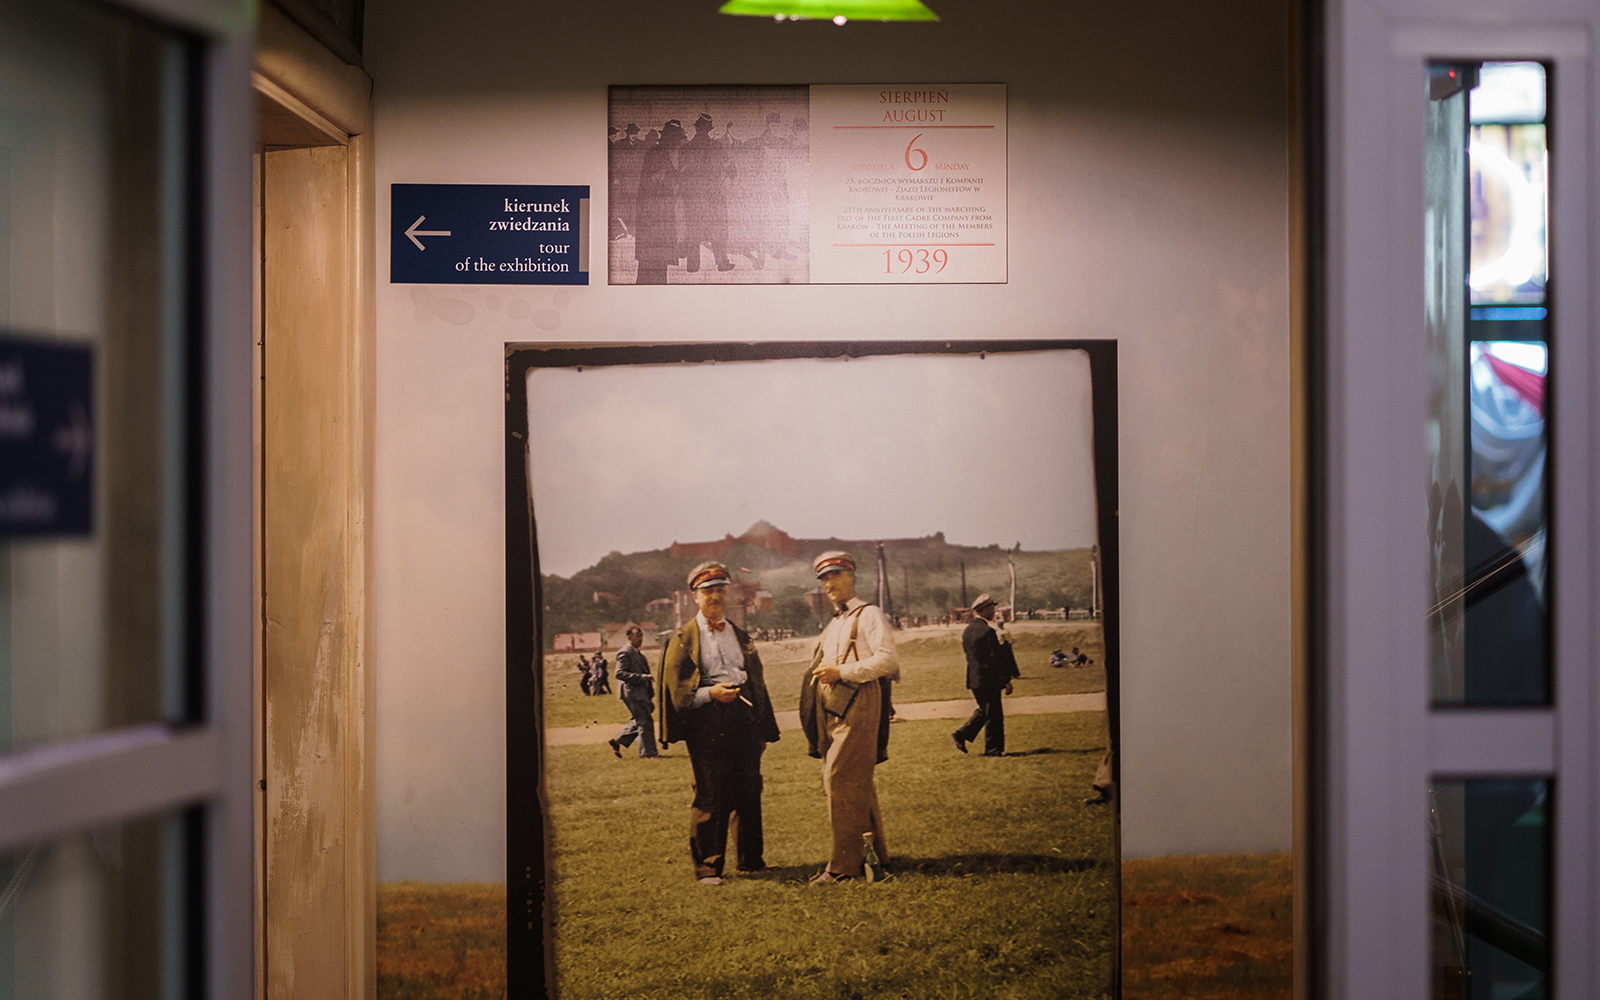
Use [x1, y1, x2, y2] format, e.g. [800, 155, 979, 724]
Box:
[0, 811, 195, 999]
[1429, 779, 1550, 1000]
[1426, 63, 1471, 702]
[0, 0, 195, 750]
[1428, 62, 1550, 707]
[1425, 57, 1554, 1000]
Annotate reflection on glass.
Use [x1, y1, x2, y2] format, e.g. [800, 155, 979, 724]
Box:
[1425, 63, 1471, 701]
[1429, 780, 1550, 1000]
[1470, 64, 1547, 309]
[1470, 343, 1545, 593]
[1463, 341, 1547, 703]
[1428, 61, 1550, 705]
[1469, 123, 1546, 306]
[0, 813, 191, 998]
[0, 0, 194, 751]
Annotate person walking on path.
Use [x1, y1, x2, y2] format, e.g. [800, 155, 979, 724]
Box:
[609, 626, 659, 759]
[951, 594, 1018, 756]
[656, 561, 781, 885]
[799, 551, 899, 885]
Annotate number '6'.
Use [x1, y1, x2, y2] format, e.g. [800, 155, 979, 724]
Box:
[904, 133, 928, 171]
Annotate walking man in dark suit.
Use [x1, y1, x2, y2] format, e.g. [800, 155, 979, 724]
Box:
[608, 626, 658, 759]
[951, 594, 1018, 757]
[656, 561, 781, 885]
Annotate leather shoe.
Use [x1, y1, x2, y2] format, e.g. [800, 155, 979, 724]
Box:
[950, 732, 967, 754]
[607, 739, 622, 759]
[697, 876, 724, 886]
[810, 870, 853, 885]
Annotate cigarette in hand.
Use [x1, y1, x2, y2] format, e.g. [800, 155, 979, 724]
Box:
[739, 695, 753, 707]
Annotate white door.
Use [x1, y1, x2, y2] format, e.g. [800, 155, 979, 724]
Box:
[1322, 1, 1596, 996]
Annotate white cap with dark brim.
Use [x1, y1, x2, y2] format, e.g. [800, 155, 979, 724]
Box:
[812, 550, 856, 579]
[687, 561, 731, 591]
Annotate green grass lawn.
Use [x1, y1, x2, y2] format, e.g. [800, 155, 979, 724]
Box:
[379, 621, 1126, 999]
[372, 851, 1298, 1000]
[377, 882, 506, 1000]
[543, 621, 1106, 731]
[544, 711, 1115, 1000]
[1121, 853, 1293, 999]
[376, 710, 1298, 1000]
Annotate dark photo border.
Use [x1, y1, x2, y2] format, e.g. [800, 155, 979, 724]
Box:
[504, 340, 1120, 998]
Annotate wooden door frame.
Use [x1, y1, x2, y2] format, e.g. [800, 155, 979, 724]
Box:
[252, 4, 376, 997]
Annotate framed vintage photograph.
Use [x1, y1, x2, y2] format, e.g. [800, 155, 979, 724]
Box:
[504, 341, 1119, 998]
[608, 84, 1007, 285]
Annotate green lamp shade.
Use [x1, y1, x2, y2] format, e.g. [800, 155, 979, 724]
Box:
[719, 0, 939, 21]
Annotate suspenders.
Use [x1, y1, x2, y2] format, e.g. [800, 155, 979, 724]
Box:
[819, 606, 866, 719]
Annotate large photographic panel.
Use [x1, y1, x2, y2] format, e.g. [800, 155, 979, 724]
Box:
[506, 341, 1119, 999]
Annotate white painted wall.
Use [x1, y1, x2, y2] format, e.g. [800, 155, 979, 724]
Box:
[366, 0, 1294, 880]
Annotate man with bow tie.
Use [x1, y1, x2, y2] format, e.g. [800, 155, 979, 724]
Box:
[657, 561, 781, 885]
[799, 551, 900, 885]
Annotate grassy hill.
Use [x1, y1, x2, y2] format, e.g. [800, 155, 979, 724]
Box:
[538, 527, 1095, 641]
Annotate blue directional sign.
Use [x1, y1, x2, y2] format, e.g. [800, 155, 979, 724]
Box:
[391, 184, 589, 285]
[0, 334, 93, 537]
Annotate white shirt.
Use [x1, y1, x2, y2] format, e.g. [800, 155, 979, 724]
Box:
[690, 611, 747, 708]
[818, 598, 900, 685]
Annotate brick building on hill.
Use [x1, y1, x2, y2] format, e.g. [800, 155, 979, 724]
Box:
[669, 520, 799, 559]
[669, 522, 954, 563]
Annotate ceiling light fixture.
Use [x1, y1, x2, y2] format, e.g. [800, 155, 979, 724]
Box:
[721, 0, 939, 23]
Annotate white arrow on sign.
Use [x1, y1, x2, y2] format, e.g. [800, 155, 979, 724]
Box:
[51, 399, 92, 480]
[405, 215, 452, 250]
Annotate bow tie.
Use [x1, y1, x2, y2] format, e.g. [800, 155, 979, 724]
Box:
[833, 604, 849, 617]
[707, 619, 727, 633]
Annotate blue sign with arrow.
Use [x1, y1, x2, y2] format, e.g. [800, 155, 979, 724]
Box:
[390, 184, 589, 285]
[0, 334, 93, 537]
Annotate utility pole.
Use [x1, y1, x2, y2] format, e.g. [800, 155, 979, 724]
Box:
[875, 541, 892, 617]
[903, 566, 910, 618]
[960, 561, 967, 609]
[1008, 548, 1017, 617]
[1092, 543, 1102, 619]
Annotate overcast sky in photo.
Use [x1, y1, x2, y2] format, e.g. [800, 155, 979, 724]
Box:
[525, 349, 1099, 577]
